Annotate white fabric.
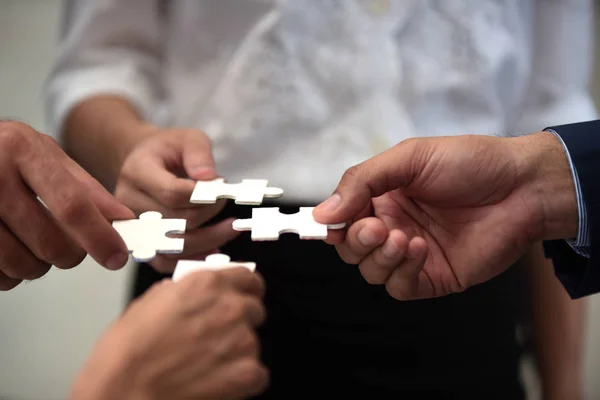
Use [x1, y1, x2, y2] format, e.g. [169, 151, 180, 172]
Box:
[45, 0, 597, 203]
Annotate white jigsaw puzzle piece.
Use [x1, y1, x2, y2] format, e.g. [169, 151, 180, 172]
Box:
[232, 207, 346, 241]
[112, 211, 186, 262]
[172, 254, 256, 282]
[190, 178, 283, 205]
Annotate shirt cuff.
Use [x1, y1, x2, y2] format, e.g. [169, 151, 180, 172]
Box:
[545, 129, 590, 257]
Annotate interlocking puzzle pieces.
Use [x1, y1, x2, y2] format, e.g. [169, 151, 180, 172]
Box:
[172, 253, 256, 282]
[190, 178, 284, 205]
[232, 207, 346, 241]
[112, 211, 186, 262]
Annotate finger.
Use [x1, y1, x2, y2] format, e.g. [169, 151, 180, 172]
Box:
[323, 201, 373, 245]
[385, 236, 430, 301]
[149, 221, 239, 273]
[313, 139, 427, 224]
[335, 218, 387, 265]
[240, 294, 267, 327]
[358, 229, 410, 285]
[0, 221, 51, 281]
[150, 248, 218, 275]
[217, 268, 266, 299]
[212, 359, 270, 400]
[42, 135, 135, 221]
[129, 132, 217, 210]
[0, 269, 22, 291]
[181, 131, 218, 180]
[0, 178, 86, 270]
[229, 326, 261, 363]
[116, 185, 225, 228]
[18, 150, 129, 270]
[162, 248, 219, 260]
[150, 251, 217, 274]
[176, 220, 239, 256]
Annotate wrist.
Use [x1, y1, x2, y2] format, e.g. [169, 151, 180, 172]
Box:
[69, 323, 151, 400]
[518, 131, 579, 242]
[63, 96, 160, 188]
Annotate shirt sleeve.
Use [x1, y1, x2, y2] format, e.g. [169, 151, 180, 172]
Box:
[545, 129, 590, 257]
[513, 0, 597, 134]
[44, 0, 165, 143]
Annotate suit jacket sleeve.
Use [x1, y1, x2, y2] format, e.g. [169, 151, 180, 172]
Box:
[543, 119, 600, 298]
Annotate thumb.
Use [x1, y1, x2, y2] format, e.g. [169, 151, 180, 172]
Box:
[183, 130, 218, 180]
[314, 139, 427, 224]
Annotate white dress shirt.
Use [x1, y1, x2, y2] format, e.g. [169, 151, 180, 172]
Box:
[46, 0, 597, 203]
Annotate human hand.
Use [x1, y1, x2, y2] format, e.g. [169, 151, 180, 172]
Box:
[115, 128, 240, 272]
[0, 121, 133, 290]
[70, 268, 269, 400]
[314, 132, 576, 300]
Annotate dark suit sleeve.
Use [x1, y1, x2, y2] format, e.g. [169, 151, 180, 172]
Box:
[542, 119, 600, 299]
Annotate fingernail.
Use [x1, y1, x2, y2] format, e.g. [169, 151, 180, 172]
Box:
[318, 193, 341, 212]
[106, 253, 129, 270]
[382, 239, 398, 259]
[357, 228, 379, 247]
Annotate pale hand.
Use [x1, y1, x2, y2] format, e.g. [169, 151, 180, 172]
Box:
[115, 128, 240, 272]
[70, 268, 269, 400]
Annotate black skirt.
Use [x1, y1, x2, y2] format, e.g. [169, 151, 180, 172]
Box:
[131, 201, 526, 400]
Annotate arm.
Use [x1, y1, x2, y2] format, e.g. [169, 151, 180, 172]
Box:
[45, 1, 238, 273]
[515, 3, 594, 392]
[524, 243, 586, 400]
[543, 120, 600, 298]
[45, 0, 165, 189]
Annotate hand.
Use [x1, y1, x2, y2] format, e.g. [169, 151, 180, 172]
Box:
[0, 121, 133, 290]
[314, 132, 575, 300]
[70, 268, 269, 400]
[115, 127, 240, 272]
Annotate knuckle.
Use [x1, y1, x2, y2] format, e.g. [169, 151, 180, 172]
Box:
[2, 257, 51, 281]
[341, 165, 362, 183]
[54, 247, 86, 270]
[0, 277, 21, 291]
[198, 271, 221, 288]
[217, 293, 245, 323]
[0, 121, 35, 156]
[337, 248, 359, 266]
[385, 281, 407, 301]
[159, 184, 186, 208]
[149, 257, 176, 274]
[234, 360, 269, 394]
[179, 271, 220, 298]
[359, 266, 382, 285]
[238, 329, 260, 355]
[22, 263, 51, 280]
[55, 192, 90, 225]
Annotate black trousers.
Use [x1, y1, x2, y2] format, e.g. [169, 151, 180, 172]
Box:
[131, 202, 526, 400]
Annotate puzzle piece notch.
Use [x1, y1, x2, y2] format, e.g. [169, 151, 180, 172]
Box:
[172, 254, 256, 282]
[232, 207, 346, 241]
[112, 211, 186, 262]
[190, 178, 284, 206]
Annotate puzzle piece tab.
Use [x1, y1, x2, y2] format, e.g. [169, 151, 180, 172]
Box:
[232, 207, 346, 241]
[190, 178, 283, 205]
[112, 211, 186, 262]
[172, 254, 256, 282]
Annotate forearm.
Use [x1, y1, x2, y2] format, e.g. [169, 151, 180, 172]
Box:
[525, 243, 586, 399]
[69, 323, 146, 400]
[517, 132, 579, 242]
[62, 95, 158, 190]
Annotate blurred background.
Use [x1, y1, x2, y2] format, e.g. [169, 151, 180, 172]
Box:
[0, 1, 599, 399]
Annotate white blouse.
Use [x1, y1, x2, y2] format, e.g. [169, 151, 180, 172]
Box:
[46, 0, 597, 202]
